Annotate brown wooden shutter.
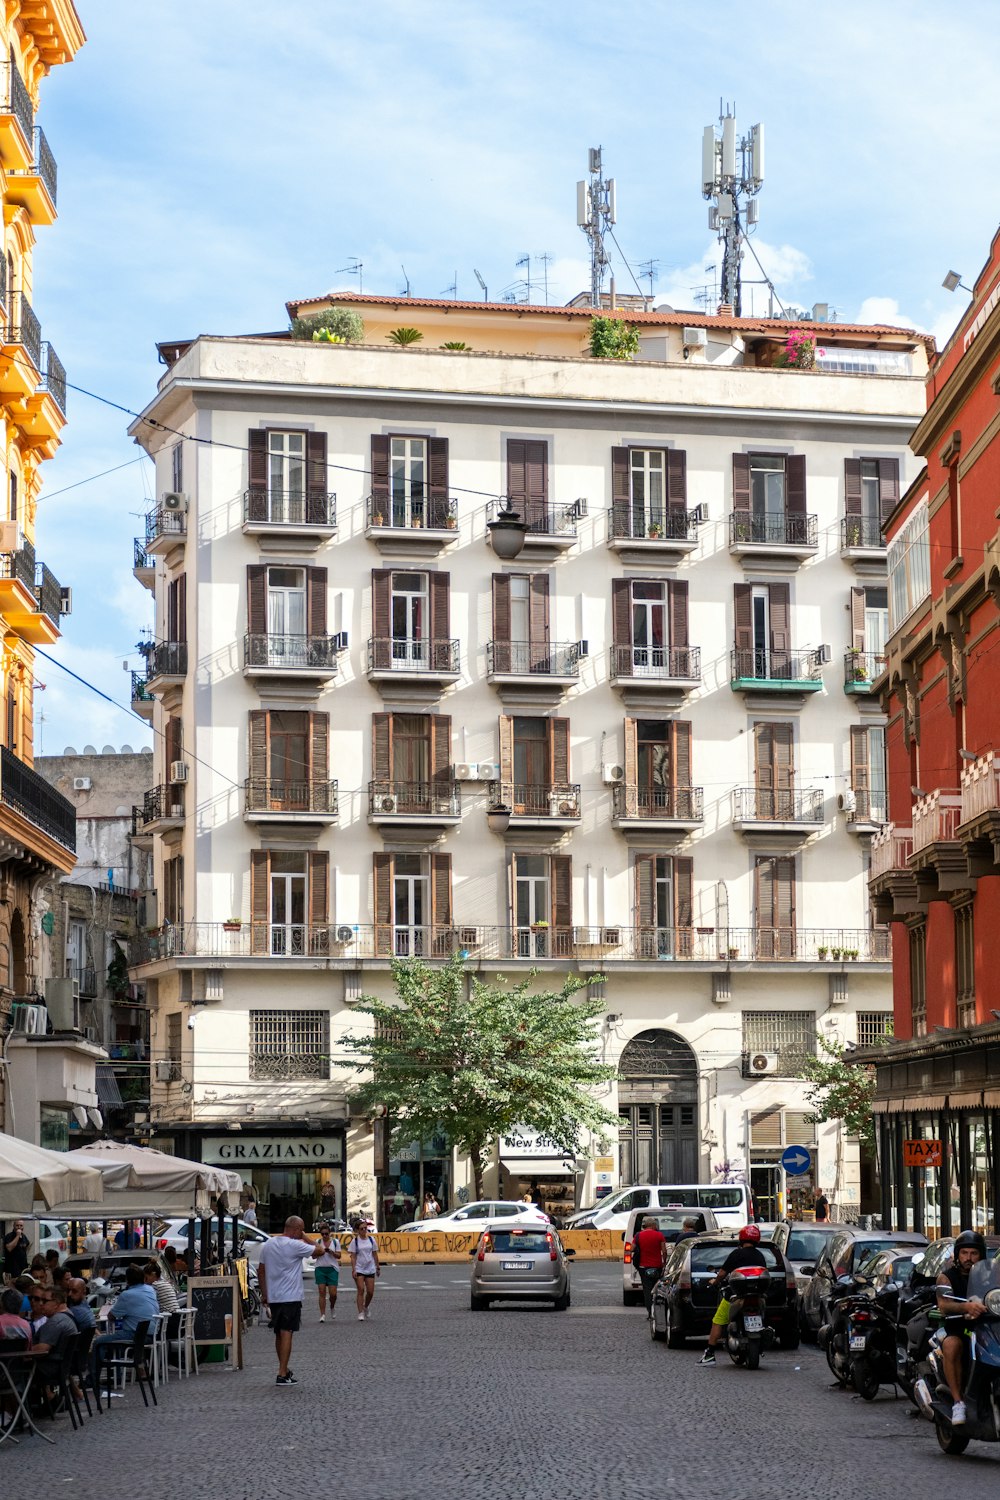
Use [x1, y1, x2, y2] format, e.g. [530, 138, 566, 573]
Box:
[310, 712, 329, 785]
[667, 449, 687, 514]
[176, 573, 187, 643]
[850, 725, 870, 793]
[611, 446, 630, 533]
[429, 571, 450, 668]
[309, 852, 329, 954]
[754, 856, 774, 958]
[371, 435, 390, 515]
[734, 582, 753, 655]
[374, 852, 393, 957]
[773, 723, 793, 792]
[769, 583, 790, 665]
[668, 579, 689, 649]
[491, 574, 512, 673]
[550, 853, 572, 932]
[775, 856, 796, 957]
[550, 717, 570, 785]
[248, 710, 267, 794]
[247, 565, 267, 635]
[733, 452, 751, 517]
[371, 569, 392, 670]
[611, 578, 632, 677]
[306, 431, 328, 524]
[498, 714, 514, 789]
[673, 856, 693, 956]
[635, 854, 655, 955]
[507, 439, 527, 508]
[844, 458, 862, 517]
[248, 429, 268, 520]
[672, 721, 692, 790]
[307, 567, 327, 636]
[786, 455, 806, 514]
[164, 715, 182, 768]
[250, 850, 270, 955]
[372, 712, 391, 784]
[428, 437, 449, 527]
[431, 715, 452, 800]
[529, 571, 549, 670]
[851, 587, 866, 652]
[623, 716, 638, 799]
[878, 458, 899, 521]
[431, 852, 452, 954]
[526, 441, 547, 527]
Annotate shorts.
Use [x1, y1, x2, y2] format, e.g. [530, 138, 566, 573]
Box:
[314, 1267, 339, 1287]
[268, 1301, 302, 1334]
[712, 1297, 731, 1328]
[943, 1316, 967, 1339]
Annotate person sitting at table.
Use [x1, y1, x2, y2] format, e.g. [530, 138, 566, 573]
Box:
[88, 1264, 158, 1387]
[29, 1255, 49, 1286]
[0, 1287, 32, 1345]
[65, 1279, 95, 1333]
[144, 1260, 180, 1337]
[30, 1285, 77, 1402]
[14, 1276, 36, 1318]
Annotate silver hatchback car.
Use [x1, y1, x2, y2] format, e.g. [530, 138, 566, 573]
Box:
[470, 1225, 574, 1311]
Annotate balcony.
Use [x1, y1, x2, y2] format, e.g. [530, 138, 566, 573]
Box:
[0, 538, 38, 623]
[0, 60, 35, 172]
[0, 292, 42, 400]
[730, 647, 823, 699]
[21, 561, 63, 645]
[609, 644, 700, 694]
[486, 640, 580, 692]
[840, 515, 886, 567]
[132, 538, 154, 591]
[910, 789, 968, 899]
[6, 126, 57, 224]
[607, 504, 699, 558]
[137, 784, 185, 835]
[243, 633, 337, 682]
[868, 823, 922, 923]
[0, 744, 75, 862]
[611, 783, 704, 833]
[958, 752, 1000, 875]
[728, 511, 818, 561]
[366, 494, 458, 553]
[485, 499, 579, 555]
[485, 781, 581, 829]
[73, 966, 98, 999]
[144, 505, 186, 556]
[733, 786, 825, 843]
[843, 788, 887, 836]
[368, 779, 461, 826]
[131, 671, 154, 721]
[145, 641, 187, 691]
[367, 636, 460, 686]
[20, 341, 68, 450]
[243, 486, 336, 540]
[244, 778, 339, 823]
[843, 650, 886, 695]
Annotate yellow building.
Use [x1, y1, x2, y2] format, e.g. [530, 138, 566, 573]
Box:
[0, 3, 85, 1110]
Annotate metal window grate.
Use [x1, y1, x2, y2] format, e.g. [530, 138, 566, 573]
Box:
[909, 924, 927, 1037]
[955, 904, 975, 1022]
[856, 1011, 893, 1049]
[250, 1010, 329, 1080]
[741, 1010, 817, 1074]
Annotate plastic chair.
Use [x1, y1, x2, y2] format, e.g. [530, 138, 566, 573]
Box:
[38, 1330, 83, 1431]
[71, 1326, 98, 1417]
[168, 1306, 198, 1379]
[101, 1321, 157, 1410]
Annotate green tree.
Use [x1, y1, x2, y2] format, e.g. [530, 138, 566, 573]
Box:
[387, 326, 424, 346]
[289, 307, 365, 343]
[589, 316, 640, 360]
[798, 1030, 891, 1147]
[343, 954, 617, 1197]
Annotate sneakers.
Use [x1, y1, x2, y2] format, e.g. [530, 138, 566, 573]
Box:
[699, 1349, 716, 1365]
[319, 1314, 326, 1323]
[275, 1373, 299, 1386]
[358, 1312, 365, 1321]
[951, 1401, 967, 1425]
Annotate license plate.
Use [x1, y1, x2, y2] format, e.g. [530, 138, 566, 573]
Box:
[850, 1335, 867, 1351]
[744, 1314, 763, 1332]
[501, 1261, 532, 1270]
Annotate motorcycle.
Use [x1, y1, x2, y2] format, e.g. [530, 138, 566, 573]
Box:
[914, 1274, 1000, 1456]
[846, 1287, 902, 1400]
[895, 1283, 941, 1404]
[818, 1275, 861, 1387]
[722, 1265, 774, 1371]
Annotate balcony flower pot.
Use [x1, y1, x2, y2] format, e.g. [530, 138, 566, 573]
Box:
[648, 523, 662, 539]
[223, 920, 242, 932]
[817, 946, 828, 960]
[373, 513, 384, 527]
[446, 515, 457, 529]
[830, 947, 842, 961]
[531, 922, 549, 932]
[728, 947, 739, 960]
[412, 517, 423, 528]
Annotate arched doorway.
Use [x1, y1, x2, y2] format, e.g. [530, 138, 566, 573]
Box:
[8, 908, 26, 996]
[618, 1029, 699, 1182]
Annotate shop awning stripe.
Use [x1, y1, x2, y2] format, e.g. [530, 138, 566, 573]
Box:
[947, 1091, 985, 1109]
[903, 1095, 948, 1111]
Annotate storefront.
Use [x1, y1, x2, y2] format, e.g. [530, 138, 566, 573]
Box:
[498, 1129, 580, 1226]
[379, 1133, 452, 1230]
[198, 1130, 346, 1233]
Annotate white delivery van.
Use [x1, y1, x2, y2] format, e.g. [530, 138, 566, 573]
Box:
[568, 1182, 753, 1234]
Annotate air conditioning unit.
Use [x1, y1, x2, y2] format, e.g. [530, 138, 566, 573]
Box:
[747, 1051, 779, 1076]
[59, 586, 73, 616]
[169, 760, 188, 784]
[162, 491, 188, 512]
[11, 1004, 42, 1035]
[477, 761, 499, 782]
[453, 763, 478, 781]
[682, 327, 708, 349]
[690, 503, 709, 525]
[154, 1059, 176, 1084]
[838, 789, 857, 815]
[73, 776, 92, 792]
[45, 977, 79, 1032]
[603, 764, 625, 785]
[816, 644, 833, 665]
[336, 926, 356, 945]
[379, 794, 399, 814]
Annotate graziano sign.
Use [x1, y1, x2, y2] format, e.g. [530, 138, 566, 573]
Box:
[202, 1135, 343, 1165]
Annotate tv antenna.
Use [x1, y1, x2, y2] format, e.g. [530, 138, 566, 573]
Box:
[577, 146, 616, 308]
[336, 259, 364, 294]
[638, 258, 659, 302]
[474, 268, 488, 302]
[515, 253, 533, 303]
[400, 265, 411, 297]
[538, 252, 553, 305]
[701, 105, 764, 315]
[442, 271, 458, 299]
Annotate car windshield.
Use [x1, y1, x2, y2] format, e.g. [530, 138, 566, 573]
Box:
[487, 1231, 551, 1253]
[696, 1189, 745, 1209]
[690, 1244, 780, 1272]
[854, 1240, 912, 1272]
[636, 1214, 704, 1234]
[785, 1230, 833, 1262]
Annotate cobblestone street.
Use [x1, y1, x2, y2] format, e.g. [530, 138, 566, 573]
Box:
[8, 1264, 1000, 1499]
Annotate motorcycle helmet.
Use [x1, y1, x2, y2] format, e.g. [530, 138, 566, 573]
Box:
[953, 1230, 987, 1260]
[738, 1224, 761, 1244]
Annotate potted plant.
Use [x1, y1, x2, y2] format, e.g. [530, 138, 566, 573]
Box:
[373, 512, 384, 527]
[412, 516, 423, 528]
[531, 919, 550, 932]
[846, 520, 862, 548]
[223, 918, 242, 932]
[817, 945, 828, 960]
[728, 946, 740, 960]
[830, 946, 842, 962]
[446, 514, 458, 529]
[388, 327, 424, 346]
[648, 522, 662, 539]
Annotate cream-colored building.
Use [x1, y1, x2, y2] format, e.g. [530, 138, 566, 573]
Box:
[128, 294, 929, 1229]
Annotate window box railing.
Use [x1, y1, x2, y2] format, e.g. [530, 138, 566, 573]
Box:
[130, 671, 153, 705]
[0, 537, 36, 591]
[0, 60, 34, 146]
[139, 784, 184, 828]
[730, 647, 823, 686]
[485, 499, 579, 539]
[366, 494, 457, 531]
[33, 562, 62, 626]
[485, 782, 581, 819]
[7, 291, 41, 369]
[841, 516, 885, 551]
[145, 506, 187, 545]
[911, 789, 962, 855]
[37, 341, 66, 414]
[0, 744, 75, 851]
[244, 487, 336, 528]
[729, 513, 818, 548]
[147, 641, 188, 680]
[368, 779, 461, 818]
[733, 787, 825, 823]
[133, 539, 151, 571]
[612, 784, 704, 821]
[608, 504, 697, 543]
[847, 789, 887, 825]
[610, 644, 700, 682]
[844, 650, 886, 690]
[367, 637, 460, 674]
[245, 779, 339, 816]
[869, 823, 913, 880]
[486, 641, 580, 677]
[243, 633, 338, 672]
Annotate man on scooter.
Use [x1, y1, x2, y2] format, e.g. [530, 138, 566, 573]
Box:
[936, 1229, 989, 1426]
[699, 1224, 767, 1366]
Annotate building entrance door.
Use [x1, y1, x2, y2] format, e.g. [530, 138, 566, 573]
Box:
[618, 1030, 699, 1183]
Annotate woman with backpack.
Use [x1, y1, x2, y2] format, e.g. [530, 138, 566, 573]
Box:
[346, 1216, 380, 1321]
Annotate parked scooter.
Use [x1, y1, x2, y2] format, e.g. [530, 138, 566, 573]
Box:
[914, 1273, 1000, 1456]
[847, 1286, 903, 1399]
[818, 1275, 860, 1387]
[896, 1282, 941, 1404]
[721, 1265, 774, 1370]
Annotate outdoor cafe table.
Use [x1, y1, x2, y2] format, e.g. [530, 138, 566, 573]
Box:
[0, 1347, 54, 1447]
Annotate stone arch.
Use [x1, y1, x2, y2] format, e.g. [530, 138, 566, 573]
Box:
[618, 1029, 700, 1182]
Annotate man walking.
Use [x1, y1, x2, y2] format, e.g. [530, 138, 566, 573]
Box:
[632, 1215, 668, 1316]
[257, 1216, 324, 1386]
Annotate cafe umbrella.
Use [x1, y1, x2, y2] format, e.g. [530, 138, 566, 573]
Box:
[0, 1130, 105, 1214]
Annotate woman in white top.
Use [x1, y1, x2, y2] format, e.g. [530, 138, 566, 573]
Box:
[346, 1217, 380, 1321]
[313, 1225, 341, 1322]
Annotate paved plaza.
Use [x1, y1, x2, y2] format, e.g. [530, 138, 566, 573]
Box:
[7, 1263, 1000, 1498]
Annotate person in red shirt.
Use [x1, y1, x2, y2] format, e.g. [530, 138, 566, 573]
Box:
[633, 1216, 669, 1316]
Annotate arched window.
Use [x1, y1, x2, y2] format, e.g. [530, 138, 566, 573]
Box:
[618, 1029, 699, 1183]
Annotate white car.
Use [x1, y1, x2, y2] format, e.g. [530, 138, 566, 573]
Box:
[154, 1217, 271, 1265]
[396, 1200, 551, 1233]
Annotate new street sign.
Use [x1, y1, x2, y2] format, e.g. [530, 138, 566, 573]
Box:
[780, 1145, 812, 1176]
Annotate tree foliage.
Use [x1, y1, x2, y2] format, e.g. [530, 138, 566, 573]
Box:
[797, 1030, 891, 1147]
[387, 326, 424, 345]
[342, 954, 617, 1196]
[589, 316, 640, 360]
[289, 307, 365, 343]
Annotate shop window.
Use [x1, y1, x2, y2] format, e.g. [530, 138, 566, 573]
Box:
[249, 1009, 329, 1080]
[741, 1010, 816, 1075]
[909, 923, 927, 1037]
[955, 903, 975, 1027]
[856, 1011, 893, 1049]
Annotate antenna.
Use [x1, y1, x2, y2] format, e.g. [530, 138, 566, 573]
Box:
[515, 253, 532, 303]
[576, 146, 617, 308]
[638, 258, 659, 302]
[336, 259, 364, 294]
[474, 268, 488, 302]
[400, 264, 411, 297]
[701, 105, 764, 315]
[538, 251, 553, 305]
[442, 272, 457, 299]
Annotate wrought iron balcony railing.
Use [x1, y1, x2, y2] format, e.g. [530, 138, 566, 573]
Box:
[243, 633, 338, 672]
[147, 641, 187, 680]
[244, 487, 336, 528]
[608, 504, 697, 543]
[139, 784, 184, 827]
[733, 787, 825, 823]
[145, 506, 186, 545]
[844, 650, 886, 689]
[0, 537, 36, 591]
[0, 60, 34, 146]
[485, 782, 581, 818]
[841, 515, 885, 550]
[610, 644, 700, 682]
[133, 539, 150, 571]
[34, 562, 62, 626]
[38, 341, 66, 414]
[847, 789, 887, 825]
[368, 779, 461, 818]
[612, 784, 704, 821]
[7, 291, 41, 369]
[73, 966, 97, 998]
[0, 744, 75, 851]
[245, 779, 338, 816]
[367, 637, 460, 673]
[729, 512, 818, 548]
[730, 647, 823, 685]
[486, 641, 580, 677]
[131, 671, 153, 705]
[485, 498, 580, 538]
[367, 494, 457, 531]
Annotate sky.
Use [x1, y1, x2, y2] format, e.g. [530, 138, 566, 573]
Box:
[30, 0, 1000, 753]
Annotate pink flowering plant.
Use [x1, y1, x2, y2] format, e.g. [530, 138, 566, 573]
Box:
[774, 328, 816, 369]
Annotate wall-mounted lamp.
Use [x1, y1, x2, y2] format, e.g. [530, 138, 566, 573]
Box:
[486, 804, 512, 835]
[486, 497, 528, 561]
[942, 270, 973, 294]
[911, 786, 927, 798]
[959, 749, 977, 762]
[87, 1107, 103, 1130]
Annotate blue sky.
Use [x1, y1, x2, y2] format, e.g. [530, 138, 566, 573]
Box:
[32, 0, 1000, 752]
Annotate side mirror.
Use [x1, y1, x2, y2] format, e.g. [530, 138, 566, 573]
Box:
[563, 1247, 576, 1258]
[468, 1247, 478, 1256]
[800, 1265, 816, 1277]
[454, 1213, 467, 1222]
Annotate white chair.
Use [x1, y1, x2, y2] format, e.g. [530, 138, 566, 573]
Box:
[149, 1311, 171, 1386]
[168, 1306, 198, 1379]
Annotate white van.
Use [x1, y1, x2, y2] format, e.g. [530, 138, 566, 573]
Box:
[567, 1182, 753, 1234]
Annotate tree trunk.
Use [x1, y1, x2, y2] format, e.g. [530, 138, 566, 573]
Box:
[470, 1139, 486, 1200]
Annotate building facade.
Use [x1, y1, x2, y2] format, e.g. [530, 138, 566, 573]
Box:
[0, 2, 85, 1143]
[128, 293, 927, 1231]
[868, 226, 1000, 1235]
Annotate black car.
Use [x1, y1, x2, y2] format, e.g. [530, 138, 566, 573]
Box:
[650, 1233, 799, 1350]
[851, 1248, 921, 1317]
[799, 1229, 928, 1337]
[906, 1234, 1000, 1295]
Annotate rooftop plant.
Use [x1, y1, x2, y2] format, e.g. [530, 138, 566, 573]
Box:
[589, 316, 640, 360]
[289, 307, 365, 343]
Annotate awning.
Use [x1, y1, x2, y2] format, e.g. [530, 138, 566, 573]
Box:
[95, 1064, 124, 1110]
[872, 1098, 906, 1114]
[501, 1155, 577, 1176]
[903, 1095, 947, 1112]
[947, 1091, 985, 1110]
[983, 1091, 1000, 1108]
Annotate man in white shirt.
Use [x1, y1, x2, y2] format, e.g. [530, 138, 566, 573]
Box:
[257, 1216, 324, 1386]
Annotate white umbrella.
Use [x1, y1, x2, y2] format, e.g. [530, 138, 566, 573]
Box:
[66, 1142, 242, 1214]
[0, 1131, 104, 1214]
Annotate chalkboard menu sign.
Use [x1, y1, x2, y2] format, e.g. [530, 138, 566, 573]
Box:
[186, 1275, 242, 1368]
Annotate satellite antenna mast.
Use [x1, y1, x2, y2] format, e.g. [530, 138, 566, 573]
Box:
[577, 146, 617, 308]
[538, 252, 553, 305]
[515, 253, 533, 303]
[701, 105, 764, 316]
[474, 268, 488, 302]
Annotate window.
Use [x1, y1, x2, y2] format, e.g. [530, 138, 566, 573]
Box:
[909, 922, 927, 1037]
[390, 571, 428, 667]
[634, 853, 693, 956]
[818, 347, 912, 375]
[8, 469, 16, 524]
[754, 855, 796, 958]
[864, 587, 888, 658]
[390, 436, 426, 526]
[373, 850, 451, 957]
[887, 500, 930, 632]
[491, 573, 550, 674]
[171, 442, 184, 495]
[513, 717, 551, 810]
[515, 852, 549, 938]
[857, 1011, 893, 1049]
[955, 904, 975, 1027]
[631, 580, 666, 673]
[270, 853, 307, 956]
[752, 586, 769, 674]
[753, 722, 794, 819]
[742, 1011, 817, 1074]
[166, 1012, 182, 1069]
[850, 725, 887, 824]
[67, 919, 86, 984]
[630, 719, 694, 818]
[249, 1010, 330, 1080]
[513, 852, 571, 958]
[393, 853, 428, 957]
[510, 575, 530, 651]
[163, 856, 183, 927]
[267, 566, 306, 637]
[630, 448, 665, 531]
[266, 431, 304, 518]
[751, 453, 786, 528]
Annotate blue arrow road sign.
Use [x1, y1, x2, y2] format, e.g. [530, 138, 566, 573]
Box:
[781, 1145, 812, 1175]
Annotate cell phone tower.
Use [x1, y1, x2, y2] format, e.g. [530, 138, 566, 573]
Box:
[701, 106, 764, 316]
[577, 147, 617, 309]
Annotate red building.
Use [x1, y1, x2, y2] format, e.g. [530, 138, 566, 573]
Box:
[868, 226, 1000, 1234]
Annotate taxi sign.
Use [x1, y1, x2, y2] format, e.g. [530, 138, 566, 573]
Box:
[903, 1139, 942, 1168]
